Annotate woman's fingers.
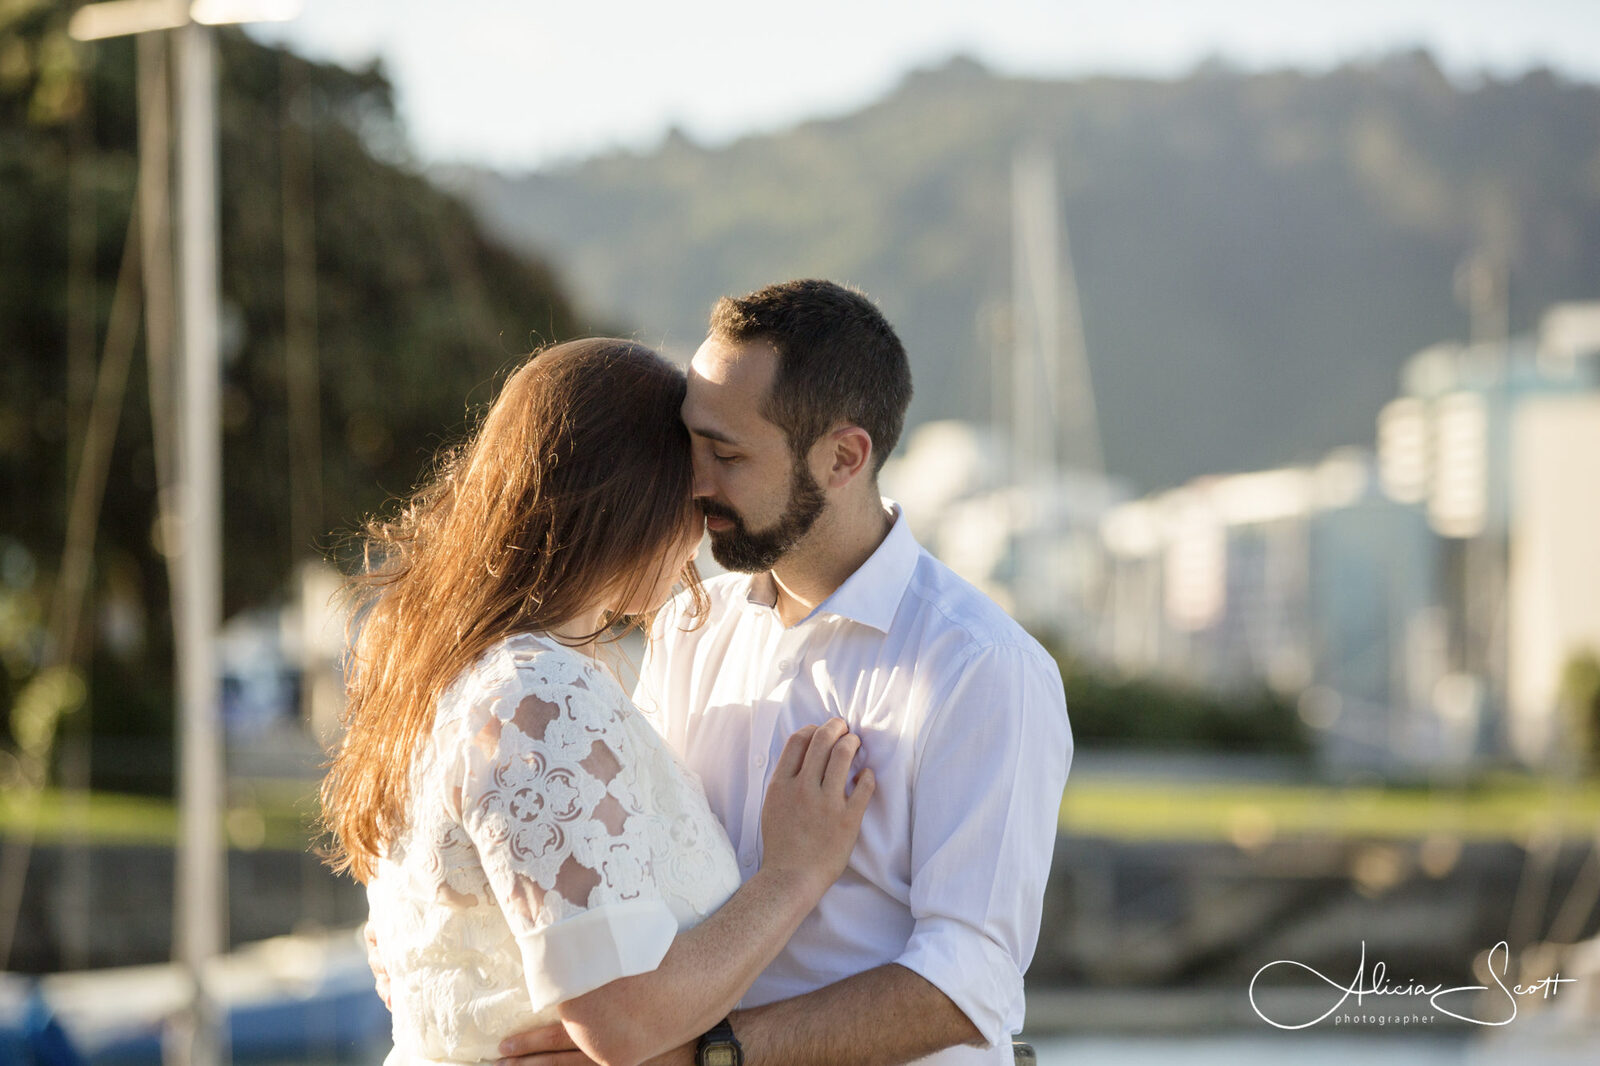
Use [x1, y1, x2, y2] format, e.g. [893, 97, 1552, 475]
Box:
[761, 720, 873, 895]
[847, 767, 876, 815]
[779, 718, 864, 793]
[801, 717, 849, 781]
[775, 724, 818, 778]
[821, 731, 861, 794]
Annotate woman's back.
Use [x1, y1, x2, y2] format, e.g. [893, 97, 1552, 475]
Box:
[367, 632, 740, 1065]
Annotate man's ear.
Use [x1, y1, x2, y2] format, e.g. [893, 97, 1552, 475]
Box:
[819, 424, 874, 489]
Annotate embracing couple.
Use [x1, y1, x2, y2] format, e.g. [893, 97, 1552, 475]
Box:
[321, 279, 1073, 1066]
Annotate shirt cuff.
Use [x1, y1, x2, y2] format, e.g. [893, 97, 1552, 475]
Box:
[895, 916, 1024, 1048]
[517, 897, 678, 1009]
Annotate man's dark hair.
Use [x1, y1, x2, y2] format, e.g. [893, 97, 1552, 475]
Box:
[708, 279, 913, 474]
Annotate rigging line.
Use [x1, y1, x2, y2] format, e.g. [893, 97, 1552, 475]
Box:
[281, 49, 325, 566]
[1505, 828, 1562, 951]
[0, 199, 144, 972]
[49, 208, 145, 665]
[1547, 830, 1600, 947]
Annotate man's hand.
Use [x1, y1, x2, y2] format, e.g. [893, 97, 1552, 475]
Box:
[495, 1022, 591, 1066]
[363, 922, 392, 1011]
[496, 1025, 694, 1066]
[497, 966, 975, 1066]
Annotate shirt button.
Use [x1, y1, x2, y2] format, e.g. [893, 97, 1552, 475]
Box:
[777, 659, 793, 672]
[741, 852, 755, 867]
[753, 754, 767, 769]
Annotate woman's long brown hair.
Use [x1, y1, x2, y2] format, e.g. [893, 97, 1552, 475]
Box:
[320, 338, 706, 882]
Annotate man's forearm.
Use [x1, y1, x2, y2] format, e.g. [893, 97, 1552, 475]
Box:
[727, 963, 983, 1066]
[513, 964, 987, 1066]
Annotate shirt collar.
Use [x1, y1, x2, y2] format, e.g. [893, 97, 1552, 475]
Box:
[743, 498, 920, 634]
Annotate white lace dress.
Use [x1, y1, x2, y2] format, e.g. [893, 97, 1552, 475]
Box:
[365, 632, 742, 1065]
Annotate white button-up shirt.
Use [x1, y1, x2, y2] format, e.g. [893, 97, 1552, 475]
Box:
[636, 503, 1072, 1064]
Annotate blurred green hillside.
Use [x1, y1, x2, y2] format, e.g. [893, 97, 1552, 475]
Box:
[1, 8, 586, 791]
[456, 51, 1600, 492]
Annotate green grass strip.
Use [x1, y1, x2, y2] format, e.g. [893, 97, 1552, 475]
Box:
[6, 777, 1598, 849]
[1061, 776, 1600, 843]
[0, 782, 321, 851]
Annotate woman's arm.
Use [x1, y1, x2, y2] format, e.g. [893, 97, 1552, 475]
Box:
[553, 717, 873, 1066]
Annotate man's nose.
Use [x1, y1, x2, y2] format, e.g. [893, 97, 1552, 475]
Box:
[690, 454, 715, 499]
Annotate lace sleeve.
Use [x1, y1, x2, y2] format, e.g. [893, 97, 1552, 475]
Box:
[455, 649, 680, 1009]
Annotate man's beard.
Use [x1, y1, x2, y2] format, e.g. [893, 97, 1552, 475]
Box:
[701, 459, 826, 573]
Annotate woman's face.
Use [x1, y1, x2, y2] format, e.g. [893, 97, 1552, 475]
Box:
[617, 508, 704, 618]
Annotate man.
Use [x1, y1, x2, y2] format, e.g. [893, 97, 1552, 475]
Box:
[498, 279, 1072, 1066]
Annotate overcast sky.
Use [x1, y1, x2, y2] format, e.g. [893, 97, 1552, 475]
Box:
[249, 0, 1600, 171]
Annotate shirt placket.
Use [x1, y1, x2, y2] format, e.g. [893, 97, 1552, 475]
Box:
[736, 616, 814, 876]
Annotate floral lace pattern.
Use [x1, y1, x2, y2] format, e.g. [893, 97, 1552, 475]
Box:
[367, 633, 741, 1065]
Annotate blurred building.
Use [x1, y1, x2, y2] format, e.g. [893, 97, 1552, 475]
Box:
[1097, 451, 1447, 774]
[882, 420, 1126, 655]
[1510, 390, 1600, 766]
[1375, 302, 1600, 767]
[894, 302, 1600, 775]
[1305, 466, 1446, 769]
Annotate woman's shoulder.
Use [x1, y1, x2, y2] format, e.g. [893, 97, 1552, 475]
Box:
[436, 632, 620, 734]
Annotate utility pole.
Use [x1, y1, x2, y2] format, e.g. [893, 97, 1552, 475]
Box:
[67, 6, 300, 1063]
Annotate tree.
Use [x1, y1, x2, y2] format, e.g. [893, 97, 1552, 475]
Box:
[0, 16, 587, 792]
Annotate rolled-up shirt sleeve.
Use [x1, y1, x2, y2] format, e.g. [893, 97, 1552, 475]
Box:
[895, 642, 1072, 1047]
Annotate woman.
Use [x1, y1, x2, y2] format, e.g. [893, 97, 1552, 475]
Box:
[320, 338, 873, 1066]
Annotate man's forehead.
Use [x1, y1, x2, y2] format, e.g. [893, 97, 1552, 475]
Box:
[688, 335, 777, 386]
[684, 336, 781, 439]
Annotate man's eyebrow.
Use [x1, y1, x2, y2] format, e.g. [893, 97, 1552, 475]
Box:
[687, 425, 739, 446]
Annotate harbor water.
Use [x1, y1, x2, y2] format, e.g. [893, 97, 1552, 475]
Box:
[1030, 1034, 1473, 1065]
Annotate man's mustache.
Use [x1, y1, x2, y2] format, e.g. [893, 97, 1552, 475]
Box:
[699, 500, 742, 525]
